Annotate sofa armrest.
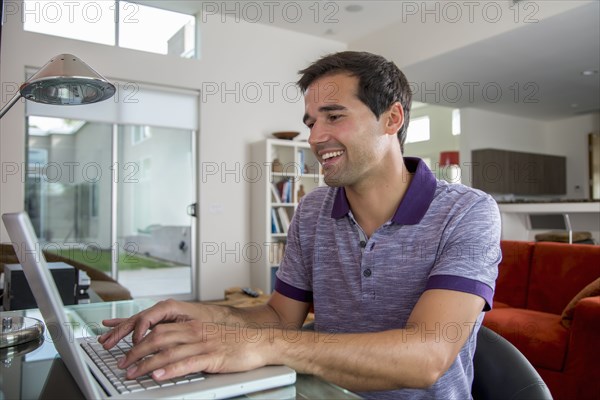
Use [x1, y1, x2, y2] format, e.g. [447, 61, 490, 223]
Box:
[564, 296, 600, 400]
[570, 295, 600, 332]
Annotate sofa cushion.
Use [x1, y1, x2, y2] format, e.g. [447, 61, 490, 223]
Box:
[493, 241, 534, 308]
[527, 242, 600, 315]
[483, 307, 568, 372]
[560, 277, 600, 328]
[491, 301, 511, 309]
[534, 231, 592, 243]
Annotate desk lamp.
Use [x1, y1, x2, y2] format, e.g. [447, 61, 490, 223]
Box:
[0, 53, 116, 118]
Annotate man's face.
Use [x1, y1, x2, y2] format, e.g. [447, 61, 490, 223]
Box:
[303, 73, 389, 187]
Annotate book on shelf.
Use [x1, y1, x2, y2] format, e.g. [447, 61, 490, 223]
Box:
[276, 180, 285, 202]
[284, 180, 292, 202]
[297, 149, 305, 174]
[271, 208, 281, 233]
[278, 241, 285, 264]
[267, 241, 287, 265]
[270, 183, 282, 203]
[276, 179, 293, 203]
[277, 207, 290, 233]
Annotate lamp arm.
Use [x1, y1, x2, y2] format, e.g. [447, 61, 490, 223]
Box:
[0, 92, 23, 119]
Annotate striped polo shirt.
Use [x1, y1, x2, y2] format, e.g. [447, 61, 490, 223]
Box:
[275, 157, 501, 399]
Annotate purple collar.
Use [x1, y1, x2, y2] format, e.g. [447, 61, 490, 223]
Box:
[331, 157, 436, 225]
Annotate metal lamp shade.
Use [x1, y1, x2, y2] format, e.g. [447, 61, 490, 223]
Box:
[19, 54, 115, 105]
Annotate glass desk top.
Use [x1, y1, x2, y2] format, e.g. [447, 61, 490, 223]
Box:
[0, 299, 361, 399]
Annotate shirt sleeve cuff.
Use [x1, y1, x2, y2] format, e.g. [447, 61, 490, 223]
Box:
[425, 275, 494, 311]
[274, 277, 313, 303]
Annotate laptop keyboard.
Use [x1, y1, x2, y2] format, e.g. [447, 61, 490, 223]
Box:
[81, 336, 205, 394]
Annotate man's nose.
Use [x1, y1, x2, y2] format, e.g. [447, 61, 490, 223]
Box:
[308, 121, 328, 146]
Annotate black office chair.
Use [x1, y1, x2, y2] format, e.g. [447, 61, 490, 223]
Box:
[472, 326, 553, 400]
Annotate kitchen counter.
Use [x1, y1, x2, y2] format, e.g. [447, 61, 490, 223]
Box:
[497, 201, 600, 213]
[496, 201, 600, 242]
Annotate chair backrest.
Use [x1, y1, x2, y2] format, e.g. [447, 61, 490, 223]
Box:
[472, 326, 553, 400]
[529, 213, 573, 243]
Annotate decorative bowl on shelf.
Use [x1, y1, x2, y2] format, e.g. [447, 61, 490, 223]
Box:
[272, 131, 299, 140]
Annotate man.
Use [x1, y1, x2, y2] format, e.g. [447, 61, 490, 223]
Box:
[99, 51, 501, 399]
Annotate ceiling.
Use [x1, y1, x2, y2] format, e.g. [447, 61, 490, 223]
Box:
[402, 2, 600, 120]
[134, 1, 408, 42]
[135, 1, 599, 120]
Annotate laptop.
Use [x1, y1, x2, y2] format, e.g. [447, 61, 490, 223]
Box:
[2, 211, 296, 399]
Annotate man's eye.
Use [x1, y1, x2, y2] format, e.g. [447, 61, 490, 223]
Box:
[328, 114, 342, 122]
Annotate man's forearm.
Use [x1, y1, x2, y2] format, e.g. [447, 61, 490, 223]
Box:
[208, 303, 288, 329]
[267, 328, 448, 392]
[265, 290, 484, 392]
[197, 305, 450, 391]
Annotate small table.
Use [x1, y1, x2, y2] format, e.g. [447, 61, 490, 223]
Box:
[0, 299, 361, 399]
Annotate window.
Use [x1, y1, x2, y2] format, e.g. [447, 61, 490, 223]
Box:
[452, 109, 461, 136]
[23, 0, 114, 45]
[23, 1, 196, 58]
[406, 116, 430, 143]
[118, 3, 196, 56]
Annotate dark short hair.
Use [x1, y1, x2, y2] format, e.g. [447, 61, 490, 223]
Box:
[297, 51, 412, 152]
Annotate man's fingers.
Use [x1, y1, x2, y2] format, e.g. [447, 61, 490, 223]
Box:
[151, 353, 215, 381]
[125, 339, 207, 379]
[99, 319, 135, 347]
[101, 316, 155, 350]
[101, 317, 126, 327]
[118, 325, 183, 369]
[99, 300, 205, 349]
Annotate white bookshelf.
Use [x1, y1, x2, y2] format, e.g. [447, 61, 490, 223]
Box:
[250, 139, 324, 293]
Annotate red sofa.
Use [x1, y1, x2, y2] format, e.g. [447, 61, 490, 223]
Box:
[484, 241, 600, 400]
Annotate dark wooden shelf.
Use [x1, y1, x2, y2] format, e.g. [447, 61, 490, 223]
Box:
[472, 149, 566, 195]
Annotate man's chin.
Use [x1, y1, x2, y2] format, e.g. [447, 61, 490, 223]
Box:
[324, 174, 345, 187]
[323, 163, 351, 187]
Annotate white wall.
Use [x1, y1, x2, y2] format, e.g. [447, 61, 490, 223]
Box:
[0, 1, 345, 300]
[542, 113, 600, 199]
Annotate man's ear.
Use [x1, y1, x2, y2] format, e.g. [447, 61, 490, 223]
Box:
[384, 102, 404, 136]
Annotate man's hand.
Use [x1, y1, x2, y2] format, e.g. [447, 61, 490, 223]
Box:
[113, 320, 272, 381]
[98, 299, 212, 349]
[96, 295, 303, 382]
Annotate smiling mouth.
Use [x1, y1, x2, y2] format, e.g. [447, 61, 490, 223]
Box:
[321, 150, 345, 165]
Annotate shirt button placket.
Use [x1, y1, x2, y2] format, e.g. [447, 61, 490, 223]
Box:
[366, 240, 376, 299]
[361, 236, 375, 299]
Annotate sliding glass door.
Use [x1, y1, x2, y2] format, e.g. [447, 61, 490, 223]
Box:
[115, 125, 194, 297]
[24, 83, 198, 299]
